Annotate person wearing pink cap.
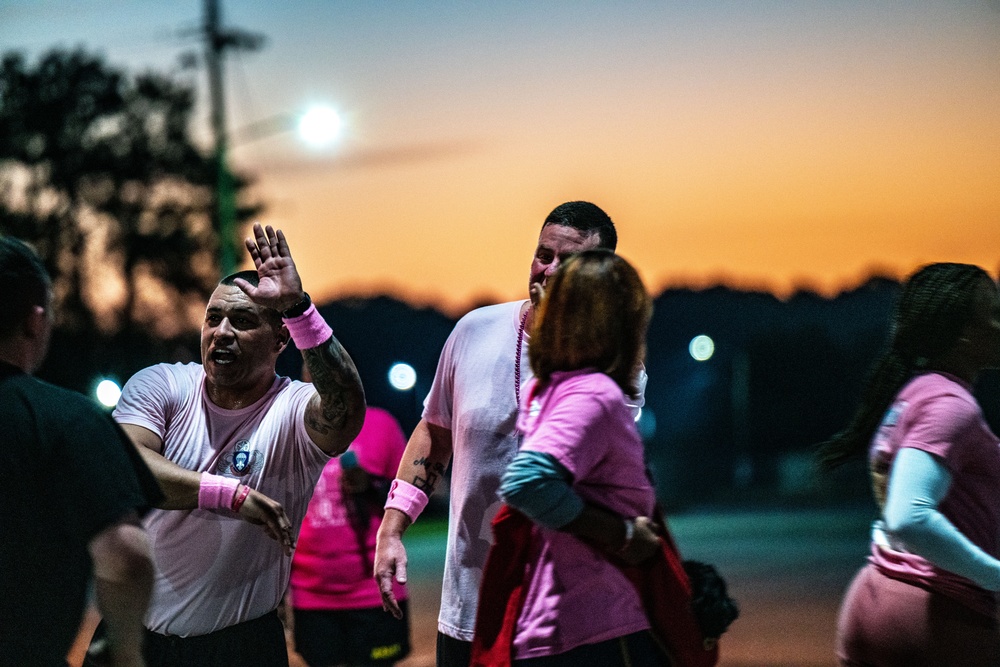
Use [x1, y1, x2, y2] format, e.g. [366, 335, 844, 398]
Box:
[290, 406, 411, 666]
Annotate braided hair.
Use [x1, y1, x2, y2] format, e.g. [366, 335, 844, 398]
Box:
[819, 262, 991, 469]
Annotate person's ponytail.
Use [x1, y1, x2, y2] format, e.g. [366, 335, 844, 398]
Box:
[818, 348, 912, 470]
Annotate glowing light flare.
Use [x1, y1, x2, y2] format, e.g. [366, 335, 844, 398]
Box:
[297, 106, 342, 148]
[388, 362, 417, 391]
[689, 335, 715, 362]
[95, 379, 122, 408]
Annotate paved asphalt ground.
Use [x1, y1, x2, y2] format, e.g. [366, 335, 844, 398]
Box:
[70, 504, 876, 667]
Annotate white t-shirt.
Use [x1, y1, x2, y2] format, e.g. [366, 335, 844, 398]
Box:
[113, 362, 330, 636]
[423, 301, 646, 641]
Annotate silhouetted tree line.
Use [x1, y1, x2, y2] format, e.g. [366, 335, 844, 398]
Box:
[283, 279, 999, 508]
[0, 48, 258, 389]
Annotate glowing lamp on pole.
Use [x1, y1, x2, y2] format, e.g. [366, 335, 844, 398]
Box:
[218, 104, 344, 276]
[297, 106, 342, 148]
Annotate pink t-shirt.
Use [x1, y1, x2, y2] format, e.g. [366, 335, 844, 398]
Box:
[113, 362, 330, 636]
[512, 368, 655, 659]
[290, 406, 408, 610]
[870, 371, 1000, 616]
[422, 300, 647, 641]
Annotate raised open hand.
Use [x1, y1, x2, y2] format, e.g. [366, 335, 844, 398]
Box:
[233, 222, 304, 312]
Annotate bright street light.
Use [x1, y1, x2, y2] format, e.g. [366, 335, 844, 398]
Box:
[95, 379, 122, 408]
[689, 335, 715, 362]
[218, 104, 344, 276]
[388, 362, 417, 391]
[297, 106, 342, 148]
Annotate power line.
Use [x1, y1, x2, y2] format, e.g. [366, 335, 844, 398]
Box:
[201, 0, 265, 276]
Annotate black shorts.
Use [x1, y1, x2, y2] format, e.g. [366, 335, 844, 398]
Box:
[86, 610, 288, 667]
[436, 632, 472, 667]
[293, 601, 411, 667]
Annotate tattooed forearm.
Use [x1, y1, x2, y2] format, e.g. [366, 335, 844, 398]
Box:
[302, 336, 365, 446]
[411, 456, 447, 494]
[413, 474, 438, 493]
[412, 456, 446, 473]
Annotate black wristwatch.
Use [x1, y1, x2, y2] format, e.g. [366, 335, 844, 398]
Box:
[281, 292, 311, 319]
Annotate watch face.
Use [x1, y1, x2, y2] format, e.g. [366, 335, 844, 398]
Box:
[283, 293, 311, 318]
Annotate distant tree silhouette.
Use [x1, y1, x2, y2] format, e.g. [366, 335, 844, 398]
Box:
[0, 48, 259, 340]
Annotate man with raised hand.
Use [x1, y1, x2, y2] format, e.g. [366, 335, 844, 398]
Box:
[107, 223, 365, 667]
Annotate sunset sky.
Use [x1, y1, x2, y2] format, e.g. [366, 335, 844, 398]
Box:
[4, 0, 1000, 313]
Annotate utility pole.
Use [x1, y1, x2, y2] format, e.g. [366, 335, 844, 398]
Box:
[203, 0, 264, 277]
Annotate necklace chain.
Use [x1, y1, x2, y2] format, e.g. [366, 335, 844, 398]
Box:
[515, 307, 529, 408]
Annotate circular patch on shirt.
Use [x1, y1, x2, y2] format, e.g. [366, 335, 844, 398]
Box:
[217, 439, 264, 477]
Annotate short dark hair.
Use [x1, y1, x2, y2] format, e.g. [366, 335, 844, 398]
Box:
[216, 270, 282, 328]
[542, 201, 617, 251]
[0, 237, 51, 339]
[529, 249, 650, 395]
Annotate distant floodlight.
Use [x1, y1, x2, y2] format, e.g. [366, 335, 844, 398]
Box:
[388, 363, 417, 391]
[95, 379, 122, 408]
[689, 335, 715, 362]
[297, 106, 342, 147]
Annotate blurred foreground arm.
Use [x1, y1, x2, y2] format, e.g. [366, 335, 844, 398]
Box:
[88, 514, 153, 667]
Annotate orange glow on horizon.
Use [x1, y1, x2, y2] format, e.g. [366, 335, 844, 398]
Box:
[9, 2, 999, 316]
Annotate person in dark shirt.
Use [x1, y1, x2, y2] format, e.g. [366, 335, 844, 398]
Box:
[0, 236, 162, 667]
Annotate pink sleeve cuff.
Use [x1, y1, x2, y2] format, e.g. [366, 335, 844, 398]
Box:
[385, 479, 430, 522]
[198, 472, 240, 510]
[284, 303, 333, 350]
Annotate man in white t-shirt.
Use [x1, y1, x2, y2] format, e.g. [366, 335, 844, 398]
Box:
[375, 202, 647, 666]
[96, 223, 366, 667]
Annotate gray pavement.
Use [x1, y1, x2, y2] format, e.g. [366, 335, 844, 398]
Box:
[71, 504, 874, 667]
[395, 503, 876, 667]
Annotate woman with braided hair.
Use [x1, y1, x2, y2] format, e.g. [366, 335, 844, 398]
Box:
[820, 262, 1000, 666]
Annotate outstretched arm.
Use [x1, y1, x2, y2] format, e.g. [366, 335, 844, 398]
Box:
[122, 423, 296, 554]
[235, 222, 366, 455]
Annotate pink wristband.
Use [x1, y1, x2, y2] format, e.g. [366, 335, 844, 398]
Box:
[231, 484, 252, 512]
[283, 303, 333, 350]
[198, 473, 240, 510]
[384, 479, 430, 522]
